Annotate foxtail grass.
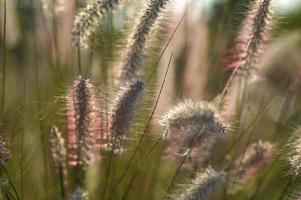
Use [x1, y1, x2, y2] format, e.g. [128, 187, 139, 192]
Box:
[66, 76, 101, 166]
[72, 0, 120, 47]
[173, 167, 226, 200]
[217, 0, 273, 105]
[119, 0, 170, 82]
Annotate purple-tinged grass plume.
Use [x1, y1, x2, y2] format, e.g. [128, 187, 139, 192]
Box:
[109, 80, 144, 153]
[71, 0, 120, 47]
[119, 0, 170, 82]
[174, 167, 226, 200]
[228, 140, 275, 194]
[226, 0, 273, 72]
[66, 76, 102, 166]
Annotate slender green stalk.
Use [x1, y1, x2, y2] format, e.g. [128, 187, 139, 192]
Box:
[0, 164, 20, 200]
[1, 0, 7, 111]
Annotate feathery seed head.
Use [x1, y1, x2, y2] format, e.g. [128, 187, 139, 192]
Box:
[119, 0, 170, 82]
[109, 80, 144, 152]
[287, 128, 301, 175]
[161, 100, 226, 163]
[160, 100, 226, 135]
[50, 126, 67, 173]
[66, 76, 102, 166]
[226, 0, 273, 72]
[71, 0, 120, 47]
[176, 168, 226, 200]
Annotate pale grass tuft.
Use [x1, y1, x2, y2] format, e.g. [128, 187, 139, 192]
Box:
[175, 167, 226, 200]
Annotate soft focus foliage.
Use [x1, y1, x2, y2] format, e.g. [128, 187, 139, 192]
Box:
[1, 0, 301, 199]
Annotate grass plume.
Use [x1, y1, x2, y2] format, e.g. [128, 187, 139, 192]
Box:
[119, 0, 170, 82]
[109, 80, 144, 152]
[174, 167, 226, 200]
[72, 0, 120, 47]
[66, 76, 101, 166]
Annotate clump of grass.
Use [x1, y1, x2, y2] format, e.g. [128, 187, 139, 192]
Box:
[72, 0, 120, 47]
[173, 167, 226, 200]
[119, 0, 170, 82]
[109, 80, 144, 153]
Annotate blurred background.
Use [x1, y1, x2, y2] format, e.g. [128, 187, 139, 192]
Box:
[1, 0, 301, 199]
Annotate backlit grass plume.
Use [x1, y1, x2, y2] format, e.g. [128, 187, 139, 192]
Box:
[174, 167, 226, 200]
[160, 100, 226, 168]
[160, 100, 226, 134]
[109, 80, 144, 152]
[227, 0, 273, 72]
[228, 140, 274, 194]
[119, 0, 170, 82]
[71, 0, 120, 47]
[286, 128, 301, 175]
[50, 126, 67, 197]
[66, 76, 101, 166]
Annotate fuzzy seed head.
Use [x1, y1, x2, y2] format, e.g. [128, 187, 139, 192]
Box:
[176, 168, 226, 200]
[160, 100, 226, 135]
[287, 128, 301, 175]
[50, 126, 67, 172]
[119, 0, 170, 82]
[109, 80, 144, 152]
[66, 76, 102, 166]
[226, 0, 273, 72]
[71, 0, 120, 48]
[161, 100, 226, 163]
